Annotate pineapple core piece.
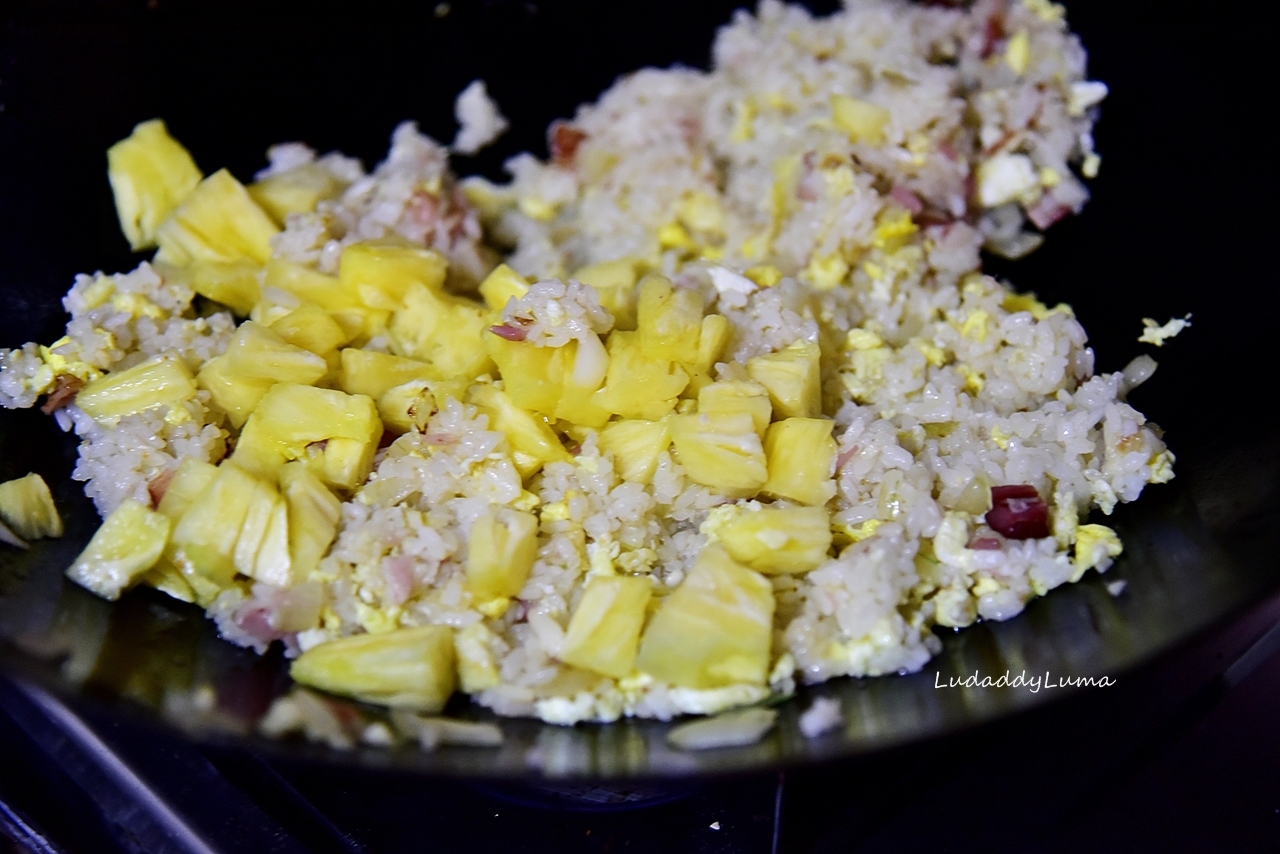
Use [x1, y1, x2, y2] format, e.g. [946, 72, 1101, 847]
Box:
[560, 574, 653, 679]
[76, 354, 197, 425]
[222, 321, 329, 386]
[466, 509, 539, 606]
[762, 418, 838, 506]
[747, 341, 822, 419]
[468, 384, 571, 470]
[107, 119, 203, 251]
[0, 473, 62, 540]
[154, 169, 280, 266]
[233, 383, 382, 492]
[636, 275, 703, 363]
[709, 505, 832, 574]
[478, 263, 530, 311]
[338, 349, 440, 400]
[290, 625, 457, 713]
[635, 544, 774, 689]
[600, 331, 689, 420]
[279, 462, 341, 579]
[248, 162, 347, 225]
[669, 411, 768, 496]
[389, 283, 494, 380]
[67, 499, 171, 600]
[698, 380, 772, 437]
[597, 418, 672, 484]
[339, 240, 449, 310]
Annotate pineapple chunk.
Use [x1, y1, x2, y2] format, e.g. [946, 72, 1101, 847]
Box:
[248, 162, 347, 225]
[377, 380, 437, 435]
[710, 505, 831, 574]
[338, 349, 439, 400]
[599, 331, 689, 420]
[636, 275, 703, 363]
[279, 462, 341, 579]
[340, 240, 449, 310]
[469, 384, 570, 470]
[478, 263, 529, 310]
[107, 119, 203, 250]
[187, 260, 261, 316]
[696, 314, 733, 372]
[597, 419, 672, 484]
[830, 94, 891, 146]
[245, 498, 292, 587]
[232, 383, 382, 492]
[485, 335, 563, 414]
[230, 475, 282, 580]
[264, 260, 385, 343]
[0, 473, 62, 540]
[169, 463, 267, 588]
[466, 509, 539, 604]
[572, 257, 642, 330]
[697, 380, 772, 437]
[669, 412, 768, 496]
[139, 561, 196, 604]
[454, 622, 501, 692]
[747, 341, 821, 419]
[762, 418, 838, 506]
[389, 282, 494, 380]
[155, 169, 280, 266]
[290, 625, 457, 712]
[197, 355, 273, 429]
[155, 457, 219, 521]
[223, 321, 329, 386]
[67, 499, 171, 600]
[552, 337, 612, 428]
[269, 303, 351, 356]
[76, 354, 197, 425]
[635, 544, 774, 689]
[560, 575, 653, 679]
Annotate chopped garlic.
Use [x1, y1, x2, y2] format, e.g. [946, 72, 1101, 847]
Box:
[451, 80, 509, 155]
[978, 153, 1040, 208]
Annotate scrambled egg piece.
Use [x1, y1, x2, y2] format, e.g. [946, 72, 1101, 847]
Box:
[1138, 315, 1192, 346]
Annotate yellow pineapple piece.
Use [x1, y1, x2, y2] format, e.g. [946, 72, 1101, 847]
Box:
[66, 499, 171, 600]
[290, 625, 457, 712]
[697, 380, 772, 437]
[0, 473, 62, 540]
[264, 260, 385, 343]
[478, 263, 530, 310]
[223, 321, 329, 386]
[376, 380, 438, 435]
[389, 283, 494, 380]
[468, 384, 570, 471]
[197, 355, 273, 429]
[169, 463, 265, 588]
[76, 354, 197, 425]
[186, 260, 261, 316]
[138, 561, 196, 604]
[248, 162, 347, 225]
[485, 335, 563, 414]
[696, 314, 733, 371]
[669, 411, 768, 496]
[338, 349, 439, 400]
[636, 275, 703, 363]
[232, 383, 382, 492]
[830, 94, 891, 146]
[553, 337, 612, 428]
[572, 257, 642, 330]
[107, 119, 202, 251]
[747, 341, 822, 419]
[246, 498, 293, 587]
[710, 505, 831, 574]
[454, 622, 501, 692]
[279, 462, 341, 579]
[466, 509, 539, 604]
[599, 331, 689, 420]
[229, 473, 282, 580]
[560, 575, 653, 679]
[762, 418, 838, 506]
[597, 419, 672, 484]
[339, 240, 449, 310]
[154, 169, 280, 266]
[635, 544, 774, 689]
[269, 303, 351, 356]
[155, 457, 219, 521]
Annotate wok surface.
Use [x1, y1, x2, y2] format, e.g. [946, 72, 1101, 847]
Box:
[2, 0, 1276, 780]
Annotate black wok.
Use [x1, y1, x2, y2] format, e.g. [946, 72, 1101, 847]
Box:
[1, 0, 1277, 781]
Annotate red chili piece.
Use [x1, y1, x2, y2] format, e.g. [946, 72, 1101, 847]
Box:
[986, 484, 1050, 539]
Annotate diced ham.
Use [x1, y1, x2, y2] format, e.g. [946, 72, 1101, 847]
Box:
[382, 555, 415, 607]
[890, 186, 924, 215]
[986, 485, 1050, 539]
[550, 122, 587, 168]
[40, 374, 84, 415]
[968, 536, 1003, 550]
